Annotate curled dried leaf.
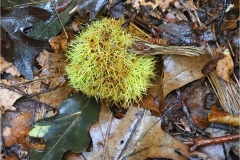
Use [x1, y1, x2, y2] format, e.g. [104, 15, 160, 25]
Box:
[208, 106, 240, 126]
[216, 49, 234, 82]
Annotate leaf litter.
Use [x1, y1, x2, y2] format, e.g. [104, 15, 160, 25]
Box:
[1, 0, 240, 159]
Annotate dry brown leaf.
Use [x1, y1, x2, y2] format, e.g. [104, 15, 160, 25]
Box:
[125, 0, 174, 12]
[3, 111, 32, 148]
[0, 88, 22, 112]
[165, 9, 188, 22]
[49, 32, 69, 54]
[139, 94, 160, 113]
[221, 19, 239, 30]
[125, 119, 189, 160]
[36, 49, 66, 76]
[3, 154, 19, 160]
[216, 49, 234, 82]
[208, 106, 240, 126]
[5, 66, 21, 76]
[149, 54, 211, 110]
[0, 56, 21, 76]
[34, 50, 76, 107]
[0, 56, 12, 73]
[76, 105, 189, 160]
[30, 143, 46, 151]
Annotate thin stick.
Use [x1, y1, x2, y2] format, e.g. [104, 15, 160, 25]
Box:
[117, 109, 144, 159]
[233, 73, 240, 88]
[50, 0, 68, 39]
[0, 113, 2, 153]
[118, 97, 178, 160]
[103, 112, 113, 160]
[130, 23, 151, 38]
[12, 74, 67, 87]
[130, 41, 207, 57]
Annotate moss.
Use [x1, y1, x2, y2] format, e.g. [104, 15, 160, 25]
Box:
[65, 18, 155, 106]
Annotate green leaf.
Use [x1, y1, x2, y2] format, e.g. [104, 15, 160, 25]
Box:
[28, 93, 101, 160]
[27, 0, 77, 40]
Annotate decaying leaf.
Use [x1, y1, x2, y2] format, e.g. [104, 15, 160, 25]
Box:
[139, 95, 160, 113]
[28, 94, 101, 160]
[125, 0, 174, 12]
[149, 54, 211, 110]
[34, 50, 76, 107]
[3, 111, 32, 147]
[49, 32, 69, 54]
[76, 0, 108, 22]
[1, 6, 52, 79]
[77, 104, 189, 160]
[221, 19, 239, 30]
[0, 88, 22, 112]
[0, 56, 20, 76]
[216, 49, 234, 82]
[162, 54, 211, 100]
[0, 56, 12, 73]
[208, 106, 240, 126]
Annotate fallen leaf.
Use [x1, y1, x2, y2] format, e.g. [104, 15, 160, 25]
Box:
[34, 50, 76, 107]
[28, 94, 101, 160]
[208, 106, 240, 126]
[221, 19, 239, 30]
[3, 111, 32, 148]
[0, 88, 22, 112]
[153, 21, 201, 46]
[1, 0, 46, 8]
[49, 32, 69, 54]
[149, 54, 211, 110]
[216, 49, 234, 82]
[76, 0, 110, 22]
[5, 65, 21, 76]
[0, 56, 12, 73]
[162, 54, 210, 99]
[1, 6, 51, 79]
[77, 104, 189, 160]
[27, 0, 77, 40]
[1, 26, 13, 62]
[180, 79, 209, 129]
[125, 0, 174, 12]
[139, 94, 160, 113]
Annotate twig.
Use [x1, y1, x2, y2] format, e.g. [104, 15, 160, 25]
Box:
[216, 0, 227, 31]
[233, 73, 240, 88]
[117, 109, 144, 159]
[103, 112, 113, 160]
[184, 133, 240, 151]
[178, 0, 196, 22]
[130, 23, 151, 38]
[68, 6, 77, 16]
[50, 0, 68, 39]
[130, 41, 207, 57]
[0, 113, 3, 153]
[207, 72, 240, 115]
[12, 74, 67, 87]
[161, 95, 176, 111]
[0, 83, 27, 96]
[226, 37, 235, 57]
[0, 80, 66, 98]
[182, 101, 209, 137]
